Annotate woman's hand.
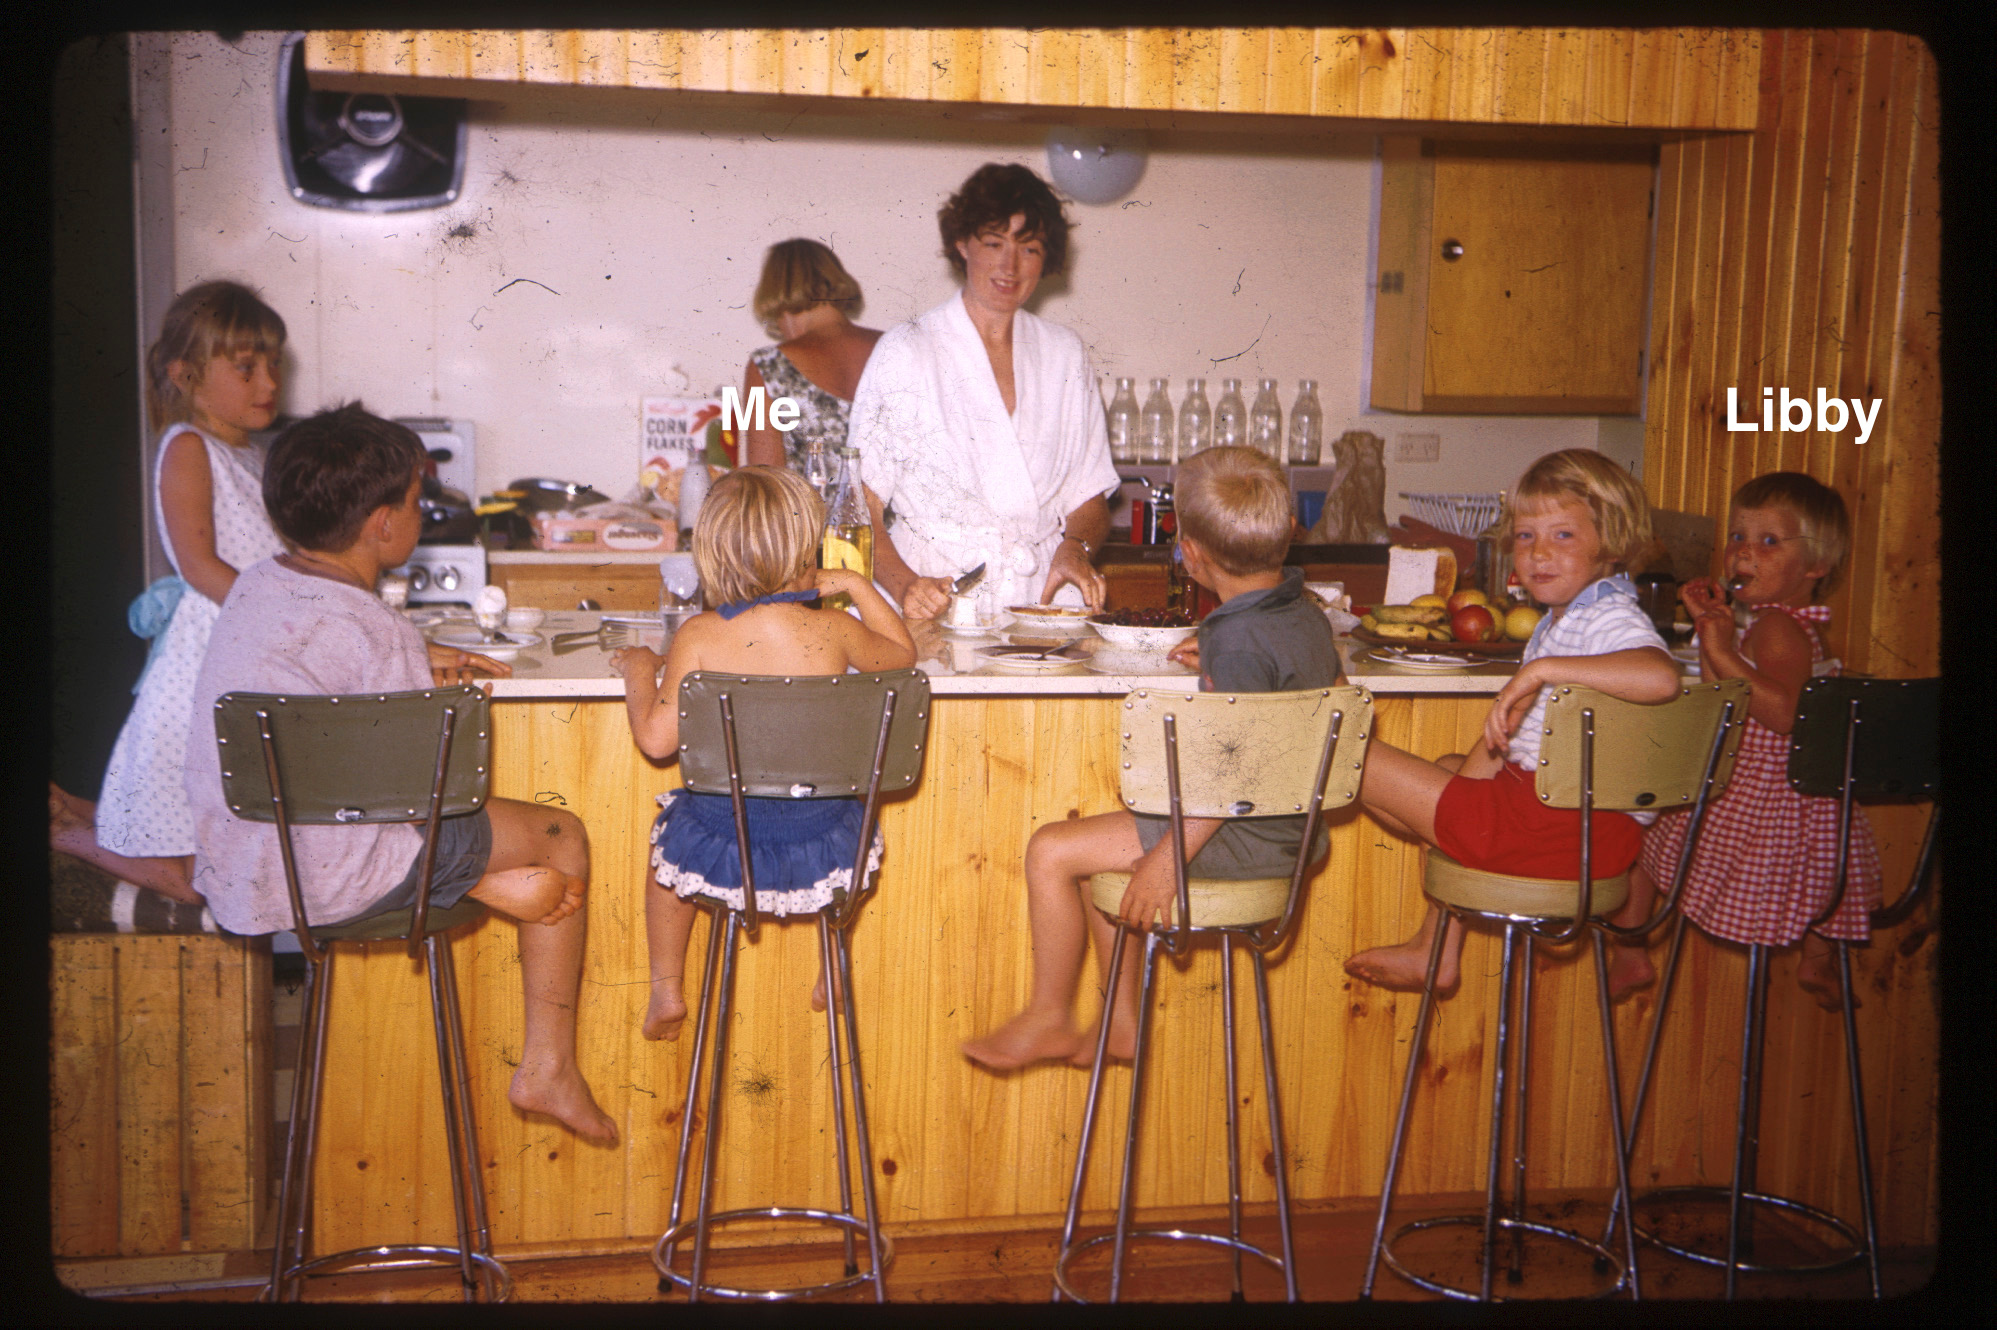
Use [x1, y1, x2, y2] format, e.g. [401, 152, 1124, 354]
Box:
[899, 576, 954, 621]
[1040, 536, 1106, 612]
[428, 643, 511, 686]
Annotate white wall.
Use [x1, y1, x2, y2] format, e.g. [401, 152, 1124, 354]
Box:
[163, 31, 1620, 514]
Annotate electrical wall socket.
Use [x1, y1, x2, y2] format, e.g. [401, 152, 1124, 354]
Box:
[1394, 432, 1441, 462]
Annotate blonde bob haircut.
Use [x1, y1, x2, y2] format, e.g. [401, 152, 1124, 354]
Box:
[145, 280, 287, 433]
[691, 465, 826, 611]
[1730, 471, 1852, 597]
[1500, 449, 1653, 572]
[1174, 446, 1295, 577]
[751, 239, 864, 335]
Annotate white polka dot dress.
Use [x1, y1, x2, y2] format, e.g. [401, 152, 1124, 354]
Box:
[94, 426, 283, 858]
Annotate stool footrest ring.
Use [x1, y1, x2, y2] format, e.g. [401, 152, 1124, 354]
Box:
[651, 1206, 894, 1300]
[1053, 1227, 1289, 1303]
[1631, 1185, 1865, 1275]
[268, 1244, 511, 1301]
[1381, 1214, 1629, 1302]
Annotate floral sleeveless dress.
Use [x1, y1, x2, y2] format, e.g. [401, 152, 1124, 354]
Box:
[97, 425, 284, 857]
[1635, 603, 1881, 944]
[750, 345, 852, 474]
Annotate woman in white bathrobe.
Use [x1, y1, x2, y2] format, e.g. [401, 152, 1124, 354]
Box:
[846, 164, 1120, 620]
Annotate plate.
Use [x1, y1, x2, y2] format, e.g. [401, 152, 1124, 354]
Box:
[1356, 647, 1484, 671]
[975, 644, 1088, 671]
[939, 617, 1005, 636]
[1351, 626, 1523, 657]
[1085, 649, 1195, 677]
[429, 627, 540, 659]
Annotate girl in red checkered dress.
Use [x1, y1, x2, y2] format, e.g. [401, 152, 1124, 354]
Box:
[1610, 473, 1881, 1010]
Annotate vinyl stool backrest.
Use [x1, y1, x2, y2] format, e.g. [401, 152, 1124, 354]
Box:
[1788, 677, 1939, 799]
[1115, 686, 1373, 818]
[1536, 680, 1749, 812]
[676, 670, 931, 798]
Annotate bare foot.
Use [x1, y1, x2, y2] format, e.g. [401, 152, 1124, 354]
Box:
[509, 1060, 618, 1143]
[809, 959, 845, 1015]
[1606, 941, 1657, 1003]
[961, 1009, 1085, 1071]
[643, 981, 687, 1041]
[49, 785, 98, 856]
[1067, 1011, 1138, 1067]
[535, 874, 586, 927]
[1345, 939, 1457, 994]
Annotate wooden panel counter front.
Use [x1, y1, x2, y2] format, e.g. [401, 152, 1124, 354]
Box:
[301, 623, 1936, 1263]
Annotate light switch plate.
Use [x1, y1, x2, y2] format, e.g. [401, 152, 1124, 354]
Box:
[1394, 432, 1441, 462]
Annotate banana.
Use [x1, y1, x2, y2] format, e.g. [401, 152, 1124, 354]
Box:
[1372, 621, 1431, 640]
[1374, 604, 1448, 626]
[1359, 614, 1379, 633]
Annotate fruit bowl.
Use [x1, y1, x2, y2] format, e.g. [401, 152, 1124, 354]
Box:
[1086, 616, 1198, 652]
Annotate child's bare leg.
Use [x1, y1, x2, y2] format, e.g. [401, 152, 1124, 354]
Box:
[962, 812, 1144, 1071]
[1346, 745, 1468, 990]
[1796, 930, 1849, 1011]
[1604, 862, 1659, 1001]
[477, 798, 617, 1143]
[644, 880, 698, 1040]
[1070, 893, 1144, 1065]
[49, 784, 203, 905]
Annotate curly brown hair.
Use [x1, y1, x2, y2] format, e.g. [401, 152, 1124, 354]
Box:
[938, 163, 1070, 277]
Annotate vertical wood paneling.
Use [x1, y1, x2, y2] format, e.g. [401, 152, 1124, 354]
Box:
[50, 937, 119, 1257]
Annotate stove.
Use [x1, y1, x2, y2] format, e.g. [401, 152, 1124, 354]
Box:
[391, 418, 487, 605]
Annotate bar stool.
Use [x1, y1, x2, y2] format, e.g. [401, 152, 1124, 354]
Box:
[1053, 685, 1374, 1303]
[211, 685, 509, 1303]
[1361, 679, 1748, 1303]
[1611, 676, 1938, 1299]
[651, 669, 930, 1302]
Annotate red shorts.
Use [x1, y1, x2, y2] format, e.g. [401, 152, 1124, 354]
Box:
[1433, 762, 1643, 880]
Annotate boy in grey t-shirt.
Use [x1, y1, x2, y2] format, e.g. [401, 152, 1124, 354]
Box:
[962, 448, 1342, 1071]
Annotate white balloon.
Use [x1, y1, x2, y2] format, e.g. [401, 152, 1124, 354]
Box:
[1044, 127, 1147, 205]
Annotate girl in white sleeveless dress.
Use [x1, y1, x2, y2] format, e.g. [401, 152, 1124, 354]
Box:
[50, 282, 288, 904]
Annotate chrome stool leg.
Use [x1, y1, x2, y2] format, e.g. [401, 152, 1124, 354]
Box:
[267, 949, 330, 1302]
[1836, 940, 1883, 1299]
[1599, 913, 1692, 1254]
[1359, 906, 1452, 1299]
[1590, 930, 1643, 1299]
[1051, 925, 1129, 1302]
[1626, 932, 1874, 1292]
[425, 935, 482, 1300]
[652, 906, 894, 1301]
[1372, 916, 1632, 1301]
[1220, 935, 1244, 1301]
[1053, 925, 1298, 1303]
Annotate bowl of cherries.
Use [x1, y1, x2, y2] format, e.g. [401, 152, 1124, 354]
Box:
[1086, 607, 1199, 652]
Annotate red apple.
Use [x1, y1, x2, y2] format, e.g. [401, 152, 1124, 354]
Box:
[1446, 588, 1489, 614]
[1450, 604, 1499, 643]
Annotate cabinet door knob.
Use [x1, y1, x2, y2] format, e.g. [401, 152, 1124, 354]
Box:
[1440, 239, 1465, 261]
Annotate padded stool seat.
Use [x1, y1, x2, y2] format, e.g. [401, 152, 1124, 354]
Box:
[1424, 853, 1628, 920]
[1087, 873, 1290, 929]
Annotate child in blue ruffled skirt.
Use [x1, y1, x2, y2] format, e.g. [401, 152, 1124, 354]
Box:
[611, 465, 916, 1040]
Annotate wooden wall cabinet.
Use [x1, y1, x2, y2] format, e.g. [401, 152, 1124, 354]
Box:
[1371, 138, 1656, 414]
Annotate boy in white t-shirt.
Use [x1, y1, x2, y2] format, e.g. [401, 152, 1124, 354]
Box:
[1345, 450, 1679, 993]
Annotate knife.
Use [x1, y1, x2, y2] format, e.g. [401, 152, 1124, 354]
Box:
[951, 563, 987, 595]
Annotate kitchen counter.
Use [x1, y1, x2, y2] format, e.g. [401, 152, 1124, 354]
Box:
[417, 608, 1520, 699]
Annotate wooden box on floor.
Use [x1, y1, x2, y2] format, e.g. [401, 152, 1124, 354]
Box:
[50, 933, 273, 1258]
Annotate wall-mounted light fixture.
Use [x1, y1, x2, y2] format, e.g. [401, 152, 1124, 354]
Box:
[1045, 127, 1147, 205]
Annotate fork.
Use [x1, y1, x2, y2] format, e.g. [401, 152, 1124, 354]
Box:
[551, 619, 647, 654]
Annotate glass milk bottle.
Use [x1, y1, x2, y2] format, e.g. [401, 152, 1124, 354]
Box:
[1178, 378, 1213, 458]
[1106, 376, 1140, 464]
[1138, 378, 1174, 464]
[1248, 378, 1284, 459]
[1214, 378, 1247, 449]
[1287, 379, 1324, 466]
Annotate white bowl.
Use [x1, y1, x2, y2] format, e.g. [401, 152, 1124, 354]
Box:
[505, 607, 547, 631]
[1086, 618, 1198, 652]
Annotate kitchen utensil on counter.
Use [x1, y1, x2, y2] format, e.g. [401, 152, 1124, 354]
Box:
[377, 574, 410, 610]
[505, 606, 545, 632]
[550, 616, 657, 654]
[503, 477, 614, 512]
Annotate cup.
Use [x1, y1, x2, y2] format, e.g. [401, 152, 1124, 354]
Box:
[377, 573, 410, 610]
[945, 593, 982, 629]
